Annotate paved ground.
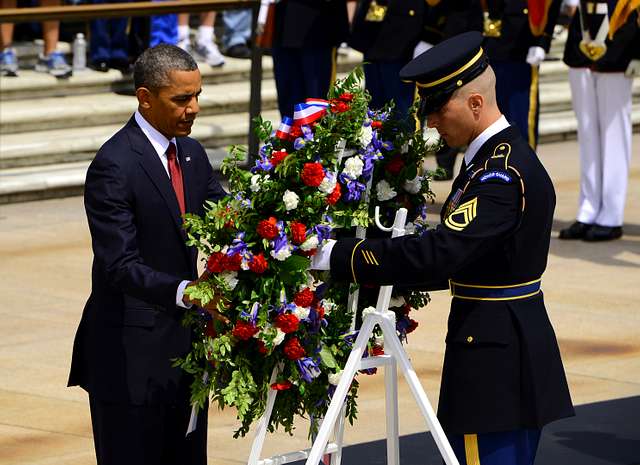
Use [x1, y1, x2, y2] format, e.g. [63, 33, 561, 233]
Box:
[1, 135, 639, 465]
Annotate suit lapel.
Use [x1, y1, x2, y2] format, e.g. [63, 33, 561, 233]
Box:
[125, 118, 187, 243]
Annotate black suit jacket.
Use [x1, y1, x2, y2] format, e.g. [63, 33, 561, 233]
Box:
[68, 116, 226, 405]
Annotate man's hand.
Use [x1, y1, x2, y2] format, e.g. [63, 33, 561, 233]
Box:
[526, 46, 546, 66]
[183, 273, 230, 324]
[625, 60, 640, 78]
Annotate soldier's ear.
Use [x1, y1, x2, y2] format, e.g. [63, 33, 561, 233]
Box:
[468, 94, 483, 114]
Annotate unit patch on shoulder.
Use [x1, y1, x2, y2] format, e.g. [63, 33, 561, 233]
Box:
[479, 170, 513, 183]
[444, 197, 478, 232]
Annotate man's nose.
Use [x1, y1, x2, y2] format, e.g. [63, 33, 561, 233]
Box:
[426, 114, 438, 128]
[188, 97, 200, 115]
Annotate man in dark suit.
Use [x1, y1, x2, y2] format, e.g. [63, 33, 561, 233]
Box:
[312, 32, 574, 464]
[68, 44, 227, 465]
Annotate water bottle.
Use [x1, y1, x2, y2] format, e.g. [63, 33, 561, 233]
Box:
[72, 33, 87, 71]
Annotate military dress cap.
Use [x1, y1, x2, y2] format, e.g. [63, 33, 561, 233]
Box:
[400, 31, 489, 115]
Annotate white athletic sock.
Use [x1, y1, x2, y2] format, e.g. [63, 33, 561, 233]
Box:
[178, 25, 190, 42]
[197, 25, 214, 45]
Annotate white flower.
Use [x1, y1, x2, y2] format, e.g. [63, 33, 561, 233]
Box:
[342, 156, 364, 179]
[250, 174, 270, 192]
[423, 126, 440, 146]
[319, 172, 337, 194]
[220, 271, 238, 290]
[273, 328, 286, 346]
[376, 179, 397, 201]
[389, 296, 405, 308]
[282, 190, 299, 211]
[270, 247, 291, 262]
[362, 306, 377, 319]
[359, 124, 373, 147]
[404, 222, 416, 235]
[328, 370, 343, 386]
[300, 235, 319, 251]
[403, 175, 422, 194]
[322, 299, 336, 315]
[293, 306, 310, 320]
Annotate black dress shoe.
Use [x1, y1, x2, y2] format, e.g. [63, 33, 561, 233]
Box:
[583, 225, 623, 242]
[90, 61, 109, 72]
[225, 43, 252, 59]
[109, 58, 133, 75]
[558, 221, 592, 239]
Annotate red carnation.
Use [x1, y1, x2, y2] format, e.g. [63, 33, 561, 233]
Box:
[371, 121, 383, 130]
[326, 183, 342, 205]
[301, 162, 325, 187]
[339, 92, 354, 102]
[385, 156, 405, 175]
[271, 380, 293, 390]
[206, 252, 226, 273]
[257, 217, 279, 240]
[257, 339, 269, 355]
[232, 321, 259, 341]
[371, 345, 385, 356]
[331, 100, 350, 113]
[294, 288, 314, 307]
[249, 252, 268, 274]
[270, 149, 288, 167]
[407, 318, 419, 334]
[274, 313, 300, 334]
[289, 125, 302, 139]
[222, 253, 242, 272]
[283, 337, 306, 360]
[289, 221, 307, 245]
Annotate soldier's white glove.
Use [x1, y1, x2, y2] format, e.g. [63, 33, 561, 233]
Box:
[413, 41, 433, 59]
[526, 46, 546, 66]
[625, 59, 640, 78]
[309, 239, 335, 271]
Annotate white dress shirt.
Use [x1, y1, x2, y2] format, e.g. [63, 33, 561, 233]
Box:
[134, 111, 191, 308]
[463, 115, 510, 169]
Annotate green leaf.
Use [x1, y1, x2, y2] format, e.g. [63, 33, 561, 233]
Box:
[319, 345, 337, 369]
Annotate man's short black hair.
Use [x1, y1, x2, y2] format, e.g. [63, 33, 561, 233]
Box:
[133, 44, 198, 90]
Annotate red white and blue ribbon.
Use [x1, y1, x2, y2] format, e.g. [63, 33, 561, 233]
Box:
[305, 98, 330, 109]
[293, 102, 327, 126]
[274, 116, 293, 139]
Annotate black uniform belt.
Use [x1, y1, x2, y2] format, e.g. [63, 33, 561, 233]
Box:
[449, 279, 541, 301]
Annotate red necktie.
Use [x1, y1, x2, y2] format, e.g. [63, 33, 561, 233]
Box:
[166, 142, 186, 216]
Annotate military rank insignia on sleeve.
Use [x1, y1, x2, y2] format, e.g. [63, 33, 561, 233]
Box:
[444, 197, 478, 231]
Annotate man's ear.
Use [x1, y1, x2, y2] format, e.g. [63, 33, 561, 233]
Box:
[468, 93, 484, 115]
[136, 87, 153, 110]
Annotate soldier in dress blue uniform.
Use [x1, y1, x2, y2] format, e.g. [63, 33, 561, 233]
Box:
[271, 0, 349, 118]
[558, 0, 640, 241]
[312, 32, 574, 464]
[482, 0, 563, 149]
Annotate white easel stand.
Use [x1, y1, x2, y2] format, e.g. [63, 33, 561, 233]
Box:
[248, 208, 460, 465]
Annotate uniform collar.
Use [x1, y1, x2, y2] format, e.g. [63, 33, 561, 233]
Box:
[134, 110, 177, 158]
[463, 115, 510, 168]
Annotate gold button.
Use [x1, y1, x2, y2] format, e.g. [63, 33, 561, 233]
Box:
[409, 9, 415, 16]
[523, 8, 528, 14]
[466, 336, 474, 343]
[456, 79, 463, 87]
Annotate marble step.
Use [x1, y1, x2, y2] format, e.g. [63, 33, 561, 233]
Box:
[2, 104, 639, 204]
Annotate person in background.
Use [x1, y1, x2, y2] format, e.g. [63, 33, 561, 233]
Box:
[177, 12, 225, 67]
[89, 0, 132, 73]
[222, 8, 252, 59]
[482, 0, 563, 149]
[0, 0, 72, 77]
[558, 0, 639, 241]
[272, 0, 349, 118]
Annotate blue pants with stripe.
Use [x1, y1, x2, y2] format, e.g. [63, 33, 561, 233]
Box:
[492, 60, 540, 150]
[447, 429, 541, 465]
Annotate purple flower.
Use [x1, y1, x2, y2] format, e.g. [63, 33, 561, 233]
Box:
[240, 302, 260, 324]
[314, 224, 332, 243]
[228, 232, 248, 256]
[301, 125, 314, 140]
[296, 357, 321, 383]
[344, 180, 366, 202]
[294, 137, 306, 150]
